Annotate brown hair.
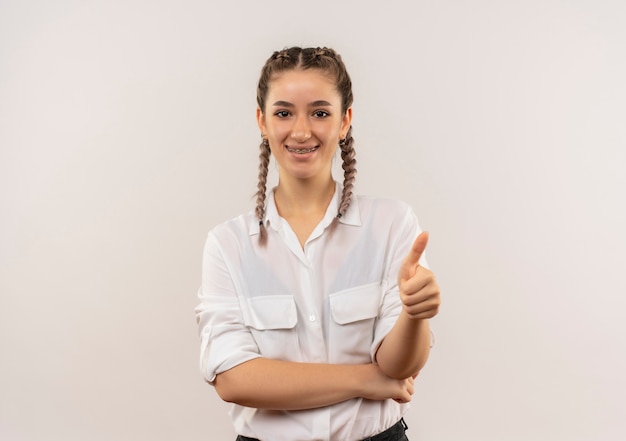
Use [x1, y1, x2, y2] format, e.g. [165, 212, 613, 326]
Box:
[255, 47, 357, 244]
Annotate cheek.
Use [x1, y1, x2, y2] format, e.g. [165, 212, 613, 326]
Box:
[325, 145, 339, 158]
[269, 145, 282, 157]
[268, 126, 290, 140]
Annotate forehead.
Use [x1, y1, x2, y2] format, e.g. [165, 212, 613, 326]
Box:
[267, 69, 340, 101]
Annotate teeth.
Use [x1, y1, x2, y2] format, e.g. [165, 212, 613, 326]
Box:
[288, 146, 318, 154]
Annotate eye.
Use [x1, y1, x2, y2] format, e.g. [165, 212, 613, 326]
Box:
[274, 110, 290, 118]
[313, 110, 330, 118]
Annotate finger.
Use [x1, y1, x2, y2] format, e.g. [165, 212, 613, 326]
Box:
[405, 305, 440, 320]
[398, 232, 429, 282]
[403, 289, 440, 312]
[402, 293, 438, 316]
[400, 269, 437, 299]
[393, 391, 412, 403]
[404, 306, 438, 320]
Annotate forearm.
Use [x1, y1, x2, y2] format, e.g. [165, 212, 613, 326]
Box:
[375, 314, 431, 379]
[213, 358, 408, 410]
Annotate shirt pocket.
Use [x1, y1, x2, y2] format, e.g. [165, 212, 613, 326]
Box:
[328, 282, 382, 363]
[241, 295, 300, 360]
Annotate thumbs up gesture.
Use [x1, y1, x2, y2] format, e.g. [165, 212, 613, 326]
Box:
[397, 232, 441, 320]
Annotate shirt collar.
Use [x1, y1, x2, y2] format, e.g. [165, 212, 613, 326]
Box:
[248, 182, 361, 236]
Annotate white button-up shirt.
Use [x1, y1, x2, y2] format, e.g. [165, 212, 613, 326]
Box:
[196, 183, 427, 441]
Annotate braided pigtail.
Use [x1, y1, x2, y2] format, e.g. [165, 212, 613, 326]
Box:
[337, 126, 356, 219]
[256, 46, 355, 240]
[255, 137, 271, 245]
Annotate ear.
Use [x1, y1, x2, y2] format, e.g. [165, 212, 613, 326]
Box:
[340, 107, 353, 139]
[257, 108, 266, 134]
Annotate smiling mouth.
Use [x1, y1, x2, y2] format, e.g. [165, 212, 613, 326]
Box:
[286, 146, 319, 154]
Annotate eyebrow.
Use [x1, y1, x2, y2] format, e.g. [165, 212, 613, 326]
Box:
[271, 100, 333, 107]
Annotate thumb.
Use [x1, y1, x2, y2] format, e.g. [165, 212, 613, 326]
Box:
[398, 231, 429, 282]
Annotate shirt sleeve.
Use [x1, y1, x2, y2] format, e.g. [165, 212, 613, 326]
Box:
[370, 203, 430, 361]
[195, 230, 261, 383]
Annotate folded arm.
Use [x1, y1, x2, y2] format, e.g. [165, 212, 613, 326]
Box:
[214, 358, 414, 410]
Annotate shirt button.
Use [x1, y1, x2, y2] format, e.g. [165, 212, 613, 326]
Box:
[309, 314, 316, 322]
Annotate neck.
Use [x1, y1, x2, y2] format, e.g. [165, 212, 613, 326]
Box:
[274, 174, 336, 218]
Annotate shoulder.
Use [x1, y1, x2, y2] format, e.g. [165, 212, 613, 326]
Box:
[354, 194, 416, 223]
[351, 194, 421, 245]
[356, 194, 412, 212]
[204, 211, 256, 248]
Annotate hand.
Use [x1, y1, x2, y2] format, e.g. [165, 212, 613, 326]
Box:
[397, 232, 441, 320]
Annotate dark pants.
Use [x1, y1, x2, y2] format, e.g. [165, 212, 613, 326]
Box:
[236, 418, 408, 441]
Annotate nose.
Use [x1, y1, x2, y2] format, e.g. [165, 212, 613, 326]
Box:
[290, 116, 311, 142]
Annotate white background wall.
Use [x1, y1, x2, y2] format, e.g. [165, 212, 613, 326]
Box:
[1, 0, 625, 440]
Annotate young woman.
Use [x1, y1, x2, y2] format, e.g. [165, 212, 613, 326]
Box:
[196, 46, 441, 441]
